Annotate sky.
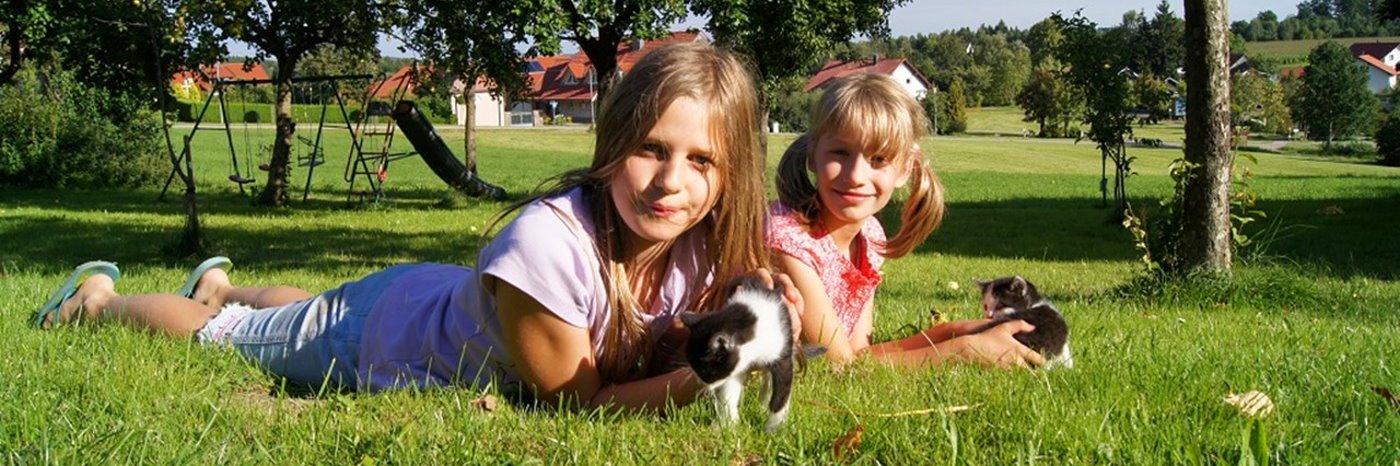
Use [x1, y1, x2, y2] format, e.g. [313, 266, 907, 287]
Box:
[227, 1, 1303, 59]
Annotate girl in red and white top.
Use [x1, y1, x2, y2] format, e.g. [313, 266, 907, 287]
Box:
[768, 73, 1043, 368]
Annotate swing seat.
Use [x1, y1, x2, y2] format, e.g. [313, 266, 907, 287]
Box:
[229, 175, 256, 184]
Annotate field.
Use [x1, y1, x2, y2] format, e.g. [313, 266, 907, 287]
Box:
[2, 119, 1399, 463]
[1245, 35, 1400, 67]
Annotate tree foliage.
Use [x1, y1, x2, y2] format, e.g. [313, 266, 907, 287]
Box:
[1231, 72, 1292, 135]
[692, 0, 905, 132]
[1055, 12, 1137, 217]
[1016, 60, 1079, 137]
[1295, 40, 1377, 149]
[550, 0, 686, 103]
[1234, 0, 1400, 41]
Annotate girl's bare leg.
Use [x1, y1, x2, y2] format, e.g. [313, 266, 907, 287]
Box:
[58, 274, 218, 338]
[189, 268, 313, 309]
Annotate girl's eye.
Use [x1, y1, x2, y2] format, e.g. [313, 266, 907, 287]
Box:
[640, 143, 667, 159]
[870, 155, 890, 167]
[689, 154, 714, 168]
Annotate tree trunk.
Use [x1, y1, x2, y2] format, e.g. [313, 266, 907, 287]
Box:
[1181, 0, 1234, 273]
[1, 10, 24, 86]
[257, 58, 297, 206]
[463, 85, 477, 173]
[577, 38, 620, 106]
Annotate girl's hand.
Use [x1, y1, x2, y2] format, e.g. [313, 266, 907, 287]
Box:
[732, 268, 805, 343]
[953, 320, 1045, 369]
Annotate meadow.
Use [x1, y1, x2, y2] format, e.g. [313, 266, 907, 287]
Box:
[1244, 35, 1400, 67]
[2, 119, 1398, 463]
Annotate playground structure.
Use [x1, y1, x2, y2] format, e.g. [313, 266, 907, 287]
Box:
[158, 70, 507, 203]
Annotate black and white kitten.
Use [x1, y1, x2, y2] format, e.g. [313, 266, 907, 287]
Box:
[678, 277, 794, 433]
[976, 276, 1073, 369]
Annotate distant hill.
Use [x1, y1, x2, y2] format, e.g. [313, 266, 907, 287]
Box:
[1247, 36, 1400, 67]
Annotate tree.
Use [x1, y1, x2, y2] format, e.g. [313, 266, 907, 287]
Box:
[1142, 0, 1186, 77]
[1232, 72, 1291, 135]
[691, 0, 905, 148]
[1179, 0, 1235, 274]
[1016, 61, 1078, 137]
[1296, 41, 1377, 149]
[942, 77, 968, 134]
[551, 0, 686, 105]
[1025, 16, 1065, 67]
[1132, 74, 1174, 124]
[188, 0, 386, 206]
[397, 0, 555, 185]
[1056, 13, 1136, 217]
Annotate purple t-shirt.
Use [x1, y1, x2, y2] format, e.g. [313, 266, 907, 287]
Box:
[357, 188, 712, 391]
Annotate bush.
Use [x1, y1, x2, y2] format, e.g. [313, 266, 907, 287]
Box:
[0, 67, 166, 189]
[243, 109, 261, 123]
[1377, 114, 1400, 166]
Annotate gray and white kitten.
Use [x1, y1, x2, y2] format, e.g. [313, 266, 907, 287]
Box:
[976, 276, 1073, 369]
[679, 277, 794, 433]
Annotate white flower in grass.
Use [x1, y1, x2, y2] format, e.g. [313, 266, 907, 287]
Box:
[947, 281, 960, 290]
[1223, 390, 1274, 418]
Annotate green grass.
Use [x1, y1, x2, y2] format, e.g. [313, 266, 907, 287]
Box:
[3, 127, 1400, 463]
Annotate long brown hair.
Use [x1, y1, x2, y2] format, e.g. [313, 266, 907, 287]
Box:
[775, 73, 944, 258]
[493, 42, 766, 382]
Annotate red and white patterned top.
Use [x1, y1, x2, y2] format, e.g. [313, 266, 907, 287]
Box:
[765, 202, 886, 335]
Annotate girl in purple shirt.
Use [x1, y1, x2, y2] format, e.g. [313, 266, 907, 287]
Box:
[33, 42, 799, 412]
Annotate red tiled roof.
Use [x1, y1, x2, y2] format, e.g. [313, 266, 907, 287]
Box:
[1349, 43, 1400, 62]
[525, 30, 706, 102]
[170, 62, 271, 92]
[1278, 66, 1305, 79]
[1357, 54, 1399, 76]
[804, 58, 930, 92]
[367, 65, 428, 100]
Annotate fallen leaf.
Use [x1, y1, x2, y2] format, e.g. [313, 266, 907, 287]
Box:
[1316, 205, 1345, 215]
[470, 395, 498, 412]
[929, 307, 948, 326]
[729, 453, 762, 466]
[1223, 391, 1274, 418]
[946, 281, 960, 291]
[833, 424, 865, 461]
[1372, 386, 1400, 410]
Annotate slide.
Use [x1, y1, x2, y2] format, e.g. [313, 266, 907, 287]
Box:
[392, 100, 508, 200]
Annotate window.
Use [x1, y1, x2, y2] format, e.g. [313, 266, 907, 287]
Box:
[564, 73, 578, 85]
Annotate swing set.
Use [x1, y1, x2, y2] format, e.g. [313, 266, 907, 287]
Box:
[158, 72, 406, 203]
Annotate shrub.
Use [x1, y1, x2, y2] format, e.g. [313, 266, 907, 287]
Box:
[243, 109, 261, 123]
[0, 67, 166, 189]
[1378, 114, 1400, 166]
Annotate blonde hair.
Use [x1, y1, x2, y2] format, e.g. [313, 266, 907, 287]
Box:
[775, 72, 944, 258]
[495, 42, 766, 382]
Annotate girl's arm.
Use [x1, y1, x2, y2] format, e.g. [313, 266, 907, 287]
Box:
[494, 280, 704, 413]
[867, 320, 1046, 368]
[773, 253, 862, 362]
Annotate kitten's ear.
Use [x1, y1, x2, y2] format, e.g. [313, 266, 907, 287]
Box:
[1011, 276, 1028, 296]
[975, 278, 990, 290]
[678, 311, 703, 328]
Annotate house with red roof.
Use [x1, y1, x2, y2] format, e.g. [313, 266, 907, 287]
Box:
[1348, 42, 1400, 93]
[522, 30, 709, 124]
[170, 62, 271, 93]
[806, 57, 932, 99]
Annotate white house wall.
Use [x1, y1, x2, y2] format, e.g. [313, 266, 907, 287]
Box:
[453, 91, 509, 127]
[889, 64, 929, 100]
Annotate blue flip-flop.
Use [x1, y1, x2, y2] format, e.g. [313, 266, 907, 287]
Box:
[175, 256, 232, 298]
[33, 261, 121, 329]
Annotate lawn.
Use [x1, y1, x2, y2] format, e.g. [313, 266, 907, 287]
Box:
[2, 125, 1399, 463]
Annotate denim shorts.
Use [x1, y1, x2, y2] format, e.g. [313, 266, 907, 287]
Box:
[197, 265, 418, 390]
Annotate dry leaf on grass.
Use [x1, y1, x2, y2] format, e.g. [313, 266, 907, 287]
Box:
[470, 395, 498, 412]
[1372, 386, 1400, 410]
[729, 453, 762, 466]
[833, 424, 864, 461]
[1223, 391, 1274, 418]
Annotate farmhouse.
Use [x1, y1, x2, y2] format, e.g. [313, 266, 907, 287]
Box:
[170, 62, 271, 93]
[805, 57, 933, 99]
[1348, 42, 1400, 93]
